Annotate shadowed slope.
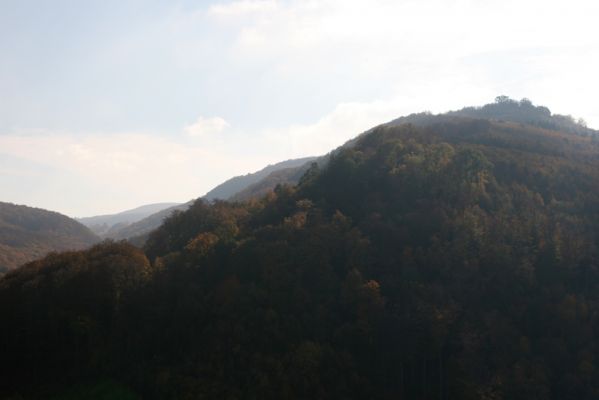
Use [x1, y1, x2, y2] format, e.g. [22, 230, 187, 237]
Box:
[0, 202, 100, 271]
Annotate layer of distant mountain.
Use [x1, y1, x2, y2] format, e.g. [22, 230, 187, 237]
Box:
[77, 203, 181, 237]
[94, 157, 319, 242]
[103, 202, 191, 242]
[0, 202, 99, 274]
[204, 157, 317, 200]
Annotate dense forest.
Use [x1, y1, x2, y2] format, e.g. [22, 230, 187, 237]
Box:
[2, 99, 599, 398]
[0, 202, 99, 273]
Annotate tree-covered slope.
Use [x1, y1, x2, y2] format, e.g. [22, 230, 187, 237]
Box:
[0, 202, 100, 273]
[3, 109, 599, 399]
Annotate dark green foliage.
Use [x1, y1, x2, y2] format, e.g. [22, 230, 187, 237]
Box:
[3, 108, 599, 399]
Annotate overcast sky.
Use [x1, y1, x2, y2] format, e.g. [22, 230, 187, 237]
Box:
[1, 0, 598, 217]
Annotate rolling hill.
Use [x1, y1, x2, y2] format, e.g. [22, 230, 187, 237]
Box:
[0, 202, 99, 274]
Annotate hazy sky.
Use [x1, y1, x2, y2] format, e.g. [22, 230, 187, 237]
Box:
[1, 0, 598, 217]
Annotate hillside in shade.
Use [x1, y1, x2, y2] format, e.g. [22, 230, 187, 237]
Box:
[0, 202, 99, 274]
[3, 99, 599, 399]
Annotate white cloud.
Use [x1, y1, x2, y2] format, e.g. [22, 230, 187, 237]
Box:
[199, 0, 599, 127]
[211, 0, 599, 55]
[159, 1, 599, 129]
[184, 116, 230, 137]
[208, 0, 278, 17]
[262, 99, 402, 157]
[258, 85, 493, 159]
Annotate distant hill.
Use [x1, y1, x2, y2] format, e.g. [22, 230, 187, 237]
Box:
[78, 202, 180, 237]
[204, 157, 317, 200]
[105, 202, 192, 241]
[108, 158, 318, 242]
[230, 160, 329, 201]
[0, 202, 99, 272]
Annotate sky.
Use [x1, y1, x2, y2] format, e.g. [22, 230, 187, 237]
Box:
[1, 0, 598, 217]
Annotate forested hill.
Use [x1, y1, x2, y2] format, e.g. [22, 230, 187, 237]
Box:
[3, 108, 599, 398]
[0, 202, 99, 274]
